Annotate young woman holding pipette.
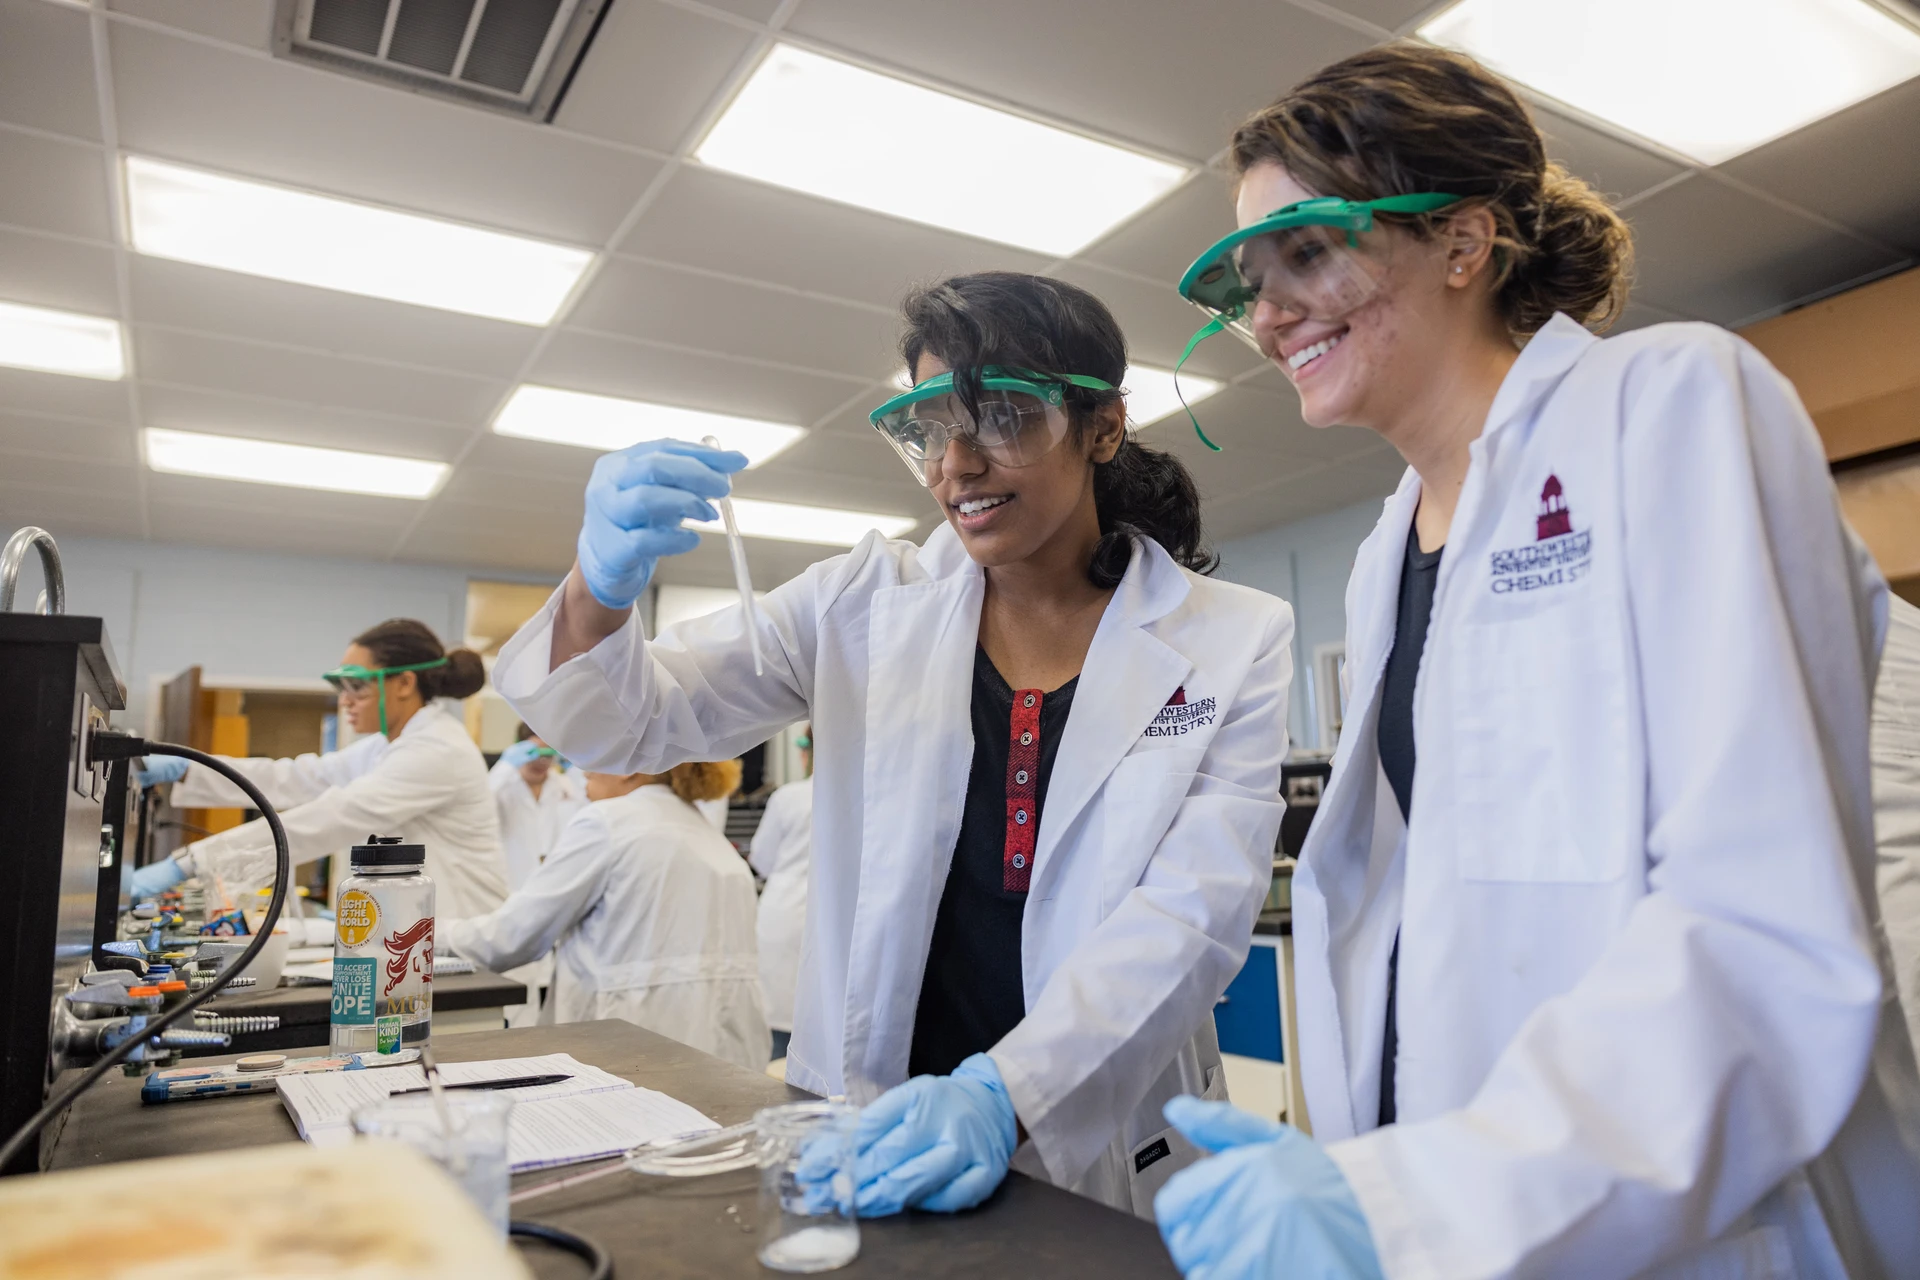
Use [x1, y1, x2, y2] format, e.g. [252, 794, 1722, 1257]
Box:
[492, 271, 1295, 1218]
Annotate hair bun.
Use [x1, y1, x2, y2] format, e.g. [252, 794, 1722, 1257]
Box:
[438, 648, 487, 700]
[1502, 162, 1636, 334]
[669, 759, 742, 804]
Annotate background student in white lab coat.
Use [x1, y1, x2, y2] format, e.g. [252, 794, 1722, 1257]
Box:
[1149, 43, 1920, 1280]
[127, 618, 512, 923]
[488, 722, 586, 1025]
[444, 759, 769, 1071]
[1876, 596, 1920, 1060]
[490, 723, 586, 891]
[493, 271, 1293, 1218]
[750, 724, 812, 1062]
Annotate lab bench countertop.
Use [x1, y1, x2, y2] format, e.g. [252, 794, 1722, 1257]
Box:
[45, 1019, 1180, 1279]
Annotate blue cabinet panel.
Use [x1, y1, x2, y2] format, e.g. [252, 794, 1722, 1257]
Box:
[1214, 943, 1282, 1062]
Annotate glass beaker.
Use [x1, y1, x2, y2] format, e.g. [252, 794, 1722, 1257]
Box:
[352, 1092, 513, 1235]
[755, 1100, 860, 1273]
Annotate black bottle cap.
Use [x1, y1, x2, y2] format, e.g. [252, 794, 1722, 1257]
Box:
[349, 835, 425, 868]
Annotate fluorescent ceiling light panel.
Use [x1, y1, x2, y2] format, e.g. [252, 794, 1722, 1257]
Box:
[144, 428, 448, 499]
[1421, 0, 1920, 165]
[695, 45, 1189, 255]
[0, 301, 125, 379]
[492, 385, 804, 466]
[1125, 365, 1222, 429]
[690, 498, 918, 547]
[124, 157, 593, 324]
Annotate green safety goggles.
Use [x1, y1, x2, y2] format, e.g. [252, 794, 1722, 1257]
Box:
[869, 366, 1115, 486]
[1171, 193, 1463, 450]
[323, 657, 449, 738]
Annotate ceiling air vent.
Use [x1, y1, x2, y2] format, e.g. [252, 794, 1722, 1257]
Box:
[273, 0, 612, 120]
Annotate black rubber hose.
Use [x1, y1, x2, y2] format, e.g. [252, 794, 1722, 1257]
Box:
[0, 737, 291, 1172]
[511, 1220, 614, 1279]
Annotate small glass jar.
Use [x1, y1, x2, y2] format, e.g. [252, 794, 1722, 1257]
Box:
[330, 836, 434, 1057]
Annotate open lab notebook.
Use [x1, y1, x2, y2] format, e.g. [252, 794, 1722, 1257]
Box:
[276, 1052, 719, 1172]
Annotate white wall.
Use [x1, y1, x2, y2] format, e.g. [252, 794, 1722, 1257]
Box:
[34, 536, 546, 731]
[1215, 497, 1386, 751]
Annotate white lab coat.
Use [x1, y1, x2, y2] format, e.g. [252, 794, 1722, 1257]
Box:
[172, 702, 512, 922]
[487, 757, 587, 891]
[749, 776, 813, 1033]
[1875, 596, 1920, 1061]
[494, 525, 1292, 1214]
[1291, 315, 1920, 1278]
[444, 784, 769, 1071]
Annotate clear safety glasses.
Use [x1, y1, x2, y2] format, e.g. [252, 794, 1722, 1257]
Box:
[868, 366, 1115, 487]
[1170, 193, 1461, 449]
[322, 657, 448, 737]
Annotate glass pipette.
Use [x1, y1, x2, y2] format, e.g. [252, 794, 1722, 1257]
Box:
[702, 435, 765, 676]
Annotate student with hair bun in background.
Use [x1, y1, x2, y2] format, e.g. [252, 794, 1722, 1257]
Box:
[127, 617, 511, 922]
[445, 758, 769, 1071]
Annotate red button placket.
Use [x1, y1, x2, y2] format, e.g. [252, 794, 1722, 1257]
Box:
[1004, 688, 1043, 892]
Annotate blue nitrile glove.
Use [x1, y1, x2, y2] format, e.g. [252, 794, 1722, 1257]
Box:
[576, 439, 749, 610]
[809, 1053, 1019, 1216]
[134, 755, 189, 788]
[127, 855, 188, 901]
[1155, 1097, 1384, 1280]
[500, 738, 544, 770]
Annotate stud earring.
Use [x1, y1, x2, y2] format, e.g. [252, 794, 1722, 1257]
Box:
[1453, 265, 1465, 275]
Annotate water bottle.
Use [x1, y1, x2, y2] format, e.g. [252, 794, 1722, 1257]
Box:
[330, 836, 434, 1057]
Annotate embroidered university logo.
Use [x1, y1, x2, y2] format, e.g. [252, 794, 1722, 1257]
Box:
[1147, 686, 1216, 737]
[1489, 474, 1592, 595]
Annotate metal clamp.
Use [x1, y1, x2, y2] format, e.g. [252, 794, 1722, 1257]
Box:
[0, 525, 65, 614]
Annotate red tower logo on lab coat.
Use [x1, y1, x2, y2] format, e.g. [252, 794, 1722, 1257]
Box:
[1536, 475, 1572, 540]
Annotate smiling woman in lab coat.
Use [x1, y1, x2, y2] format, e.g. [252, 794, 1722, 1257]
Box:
[127, 618, 512, 922]
[493, 272, 1293, 1217]
[1147, 43, 1920, 1280]
[445, 759, 768, 1070]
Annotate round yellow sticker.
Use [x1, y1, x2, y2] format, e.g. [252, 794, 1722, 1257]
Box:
[336, 889, 379, 948]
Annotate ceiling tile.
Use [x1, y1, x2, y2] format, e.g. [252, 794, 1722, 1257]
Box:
[0, 364, 131, 423]
[137, 382, 472, 458]
[568, 257, 902, 378]
[108, 21, 660, 245]
[0, 0, 101, 142]
[619, 165, 1054, 308]
[1533, 105, 1686, 203]
[1627, 174, 1904, 325]
[785, 0, 1373, 160]
[0, 449, 139, 494]
[1319, 0, 1444, 31]
[554, 0, 757, 152]
[534, 327, 867, 427]
[435, 464, 589, 516]
[129, 257, 541, 378]
[110, 0, 276, 49]
[0, 225, 119, 315]
[1080, 170, 1238, 289]
[698, 0, 784, 21]
[1203, 450, 1403, 542]
[457, 431, 602, 482]
[1050, 261, 1268, 381]
[1720, 75, 1920, 256]
[1134, 382, 1382, 469]
[398, 507, 581, 574]
[133, 326, 505, 426]
[0, 480, 147, 541]
[0, 409, 136, 463]
[0, 128, 109, 241]
[147, 498, 406, 559]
